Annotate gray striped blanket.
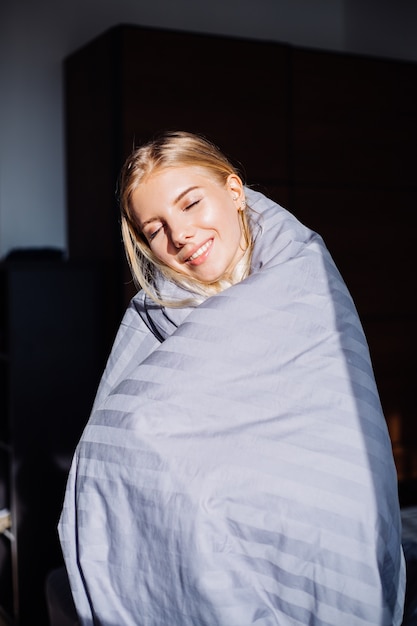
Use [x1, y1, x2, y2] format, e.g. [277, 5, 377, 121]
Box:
[58, 188, 405, 625]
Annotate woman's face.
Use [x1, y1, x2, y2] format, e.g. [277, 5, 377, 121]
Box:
[131, 166, 246, 284]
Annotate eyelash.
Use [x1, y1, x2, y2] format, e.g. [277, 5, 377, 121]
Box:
[184, 200, 199, 211]
[148, 227, 161, 241]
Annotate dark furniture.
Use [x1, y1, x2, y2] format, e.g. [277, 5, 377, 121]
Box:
[0, 258, 109, 625]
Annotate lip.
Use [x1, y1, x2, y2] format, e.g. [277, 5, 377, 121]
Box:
[184, 238, 214, 266]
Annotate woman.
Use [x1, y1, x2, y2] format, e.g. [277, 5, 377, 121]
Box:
[59, 130, 405, 625]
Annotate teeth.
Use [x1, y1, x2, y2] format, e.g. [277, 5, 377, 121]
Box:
[188, 241, 211, 261]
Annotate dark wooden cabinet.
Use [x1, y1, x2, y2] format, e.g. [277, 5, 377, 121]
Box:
[0, 259, 109, 624]
[64, 25, 416, 480]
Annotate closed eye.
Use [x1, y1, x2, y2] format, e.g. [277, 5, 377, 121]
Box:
[184, 200, 200, 211]
[148, 226, 162, 241]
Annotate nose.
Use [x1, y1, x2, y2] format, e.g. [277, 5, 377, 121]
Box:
[169, 216, 195, 248]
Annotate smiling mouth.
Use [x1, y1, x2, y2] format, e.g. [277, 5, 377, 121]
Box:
[186, 239, 213, 262]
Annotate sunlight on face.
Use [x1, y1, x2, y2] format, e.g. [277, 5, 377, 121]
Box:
[131, 166, 246, 284]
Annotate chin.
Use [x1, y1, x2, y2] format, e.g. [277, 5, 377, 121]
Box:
[202, 273, 231, 287]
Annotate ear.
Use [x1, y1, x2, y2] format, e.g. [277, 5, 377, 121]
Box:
[227, 174, 244, 208]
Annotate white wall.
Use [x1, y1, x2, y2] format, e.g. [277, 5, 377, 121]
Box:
[1, 0, 416, 259]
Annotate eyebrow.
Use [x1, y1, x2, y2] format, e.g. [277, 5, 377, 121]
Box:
[140, 185, 201, 229]
[174, 185, 200, 204]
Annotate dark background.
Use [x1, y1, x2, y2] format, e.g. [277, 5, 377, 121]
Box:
[1, 5, 416, 625]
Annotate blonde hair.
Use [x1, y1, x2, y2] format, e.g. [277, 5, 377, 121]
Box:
[118, 130, 254, 307]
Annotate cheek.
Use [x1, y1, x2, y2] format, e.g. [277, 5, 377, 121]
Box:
[206, 203, 240, 234]
[225, 209, 243, 242]
[149, 238, 170, 261]
[159, 246, 175, 263]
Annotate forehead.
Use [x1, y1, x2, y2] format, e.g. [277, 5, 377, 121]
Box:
[132, 166, 221, 211]
[142, 165, 216, 191]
